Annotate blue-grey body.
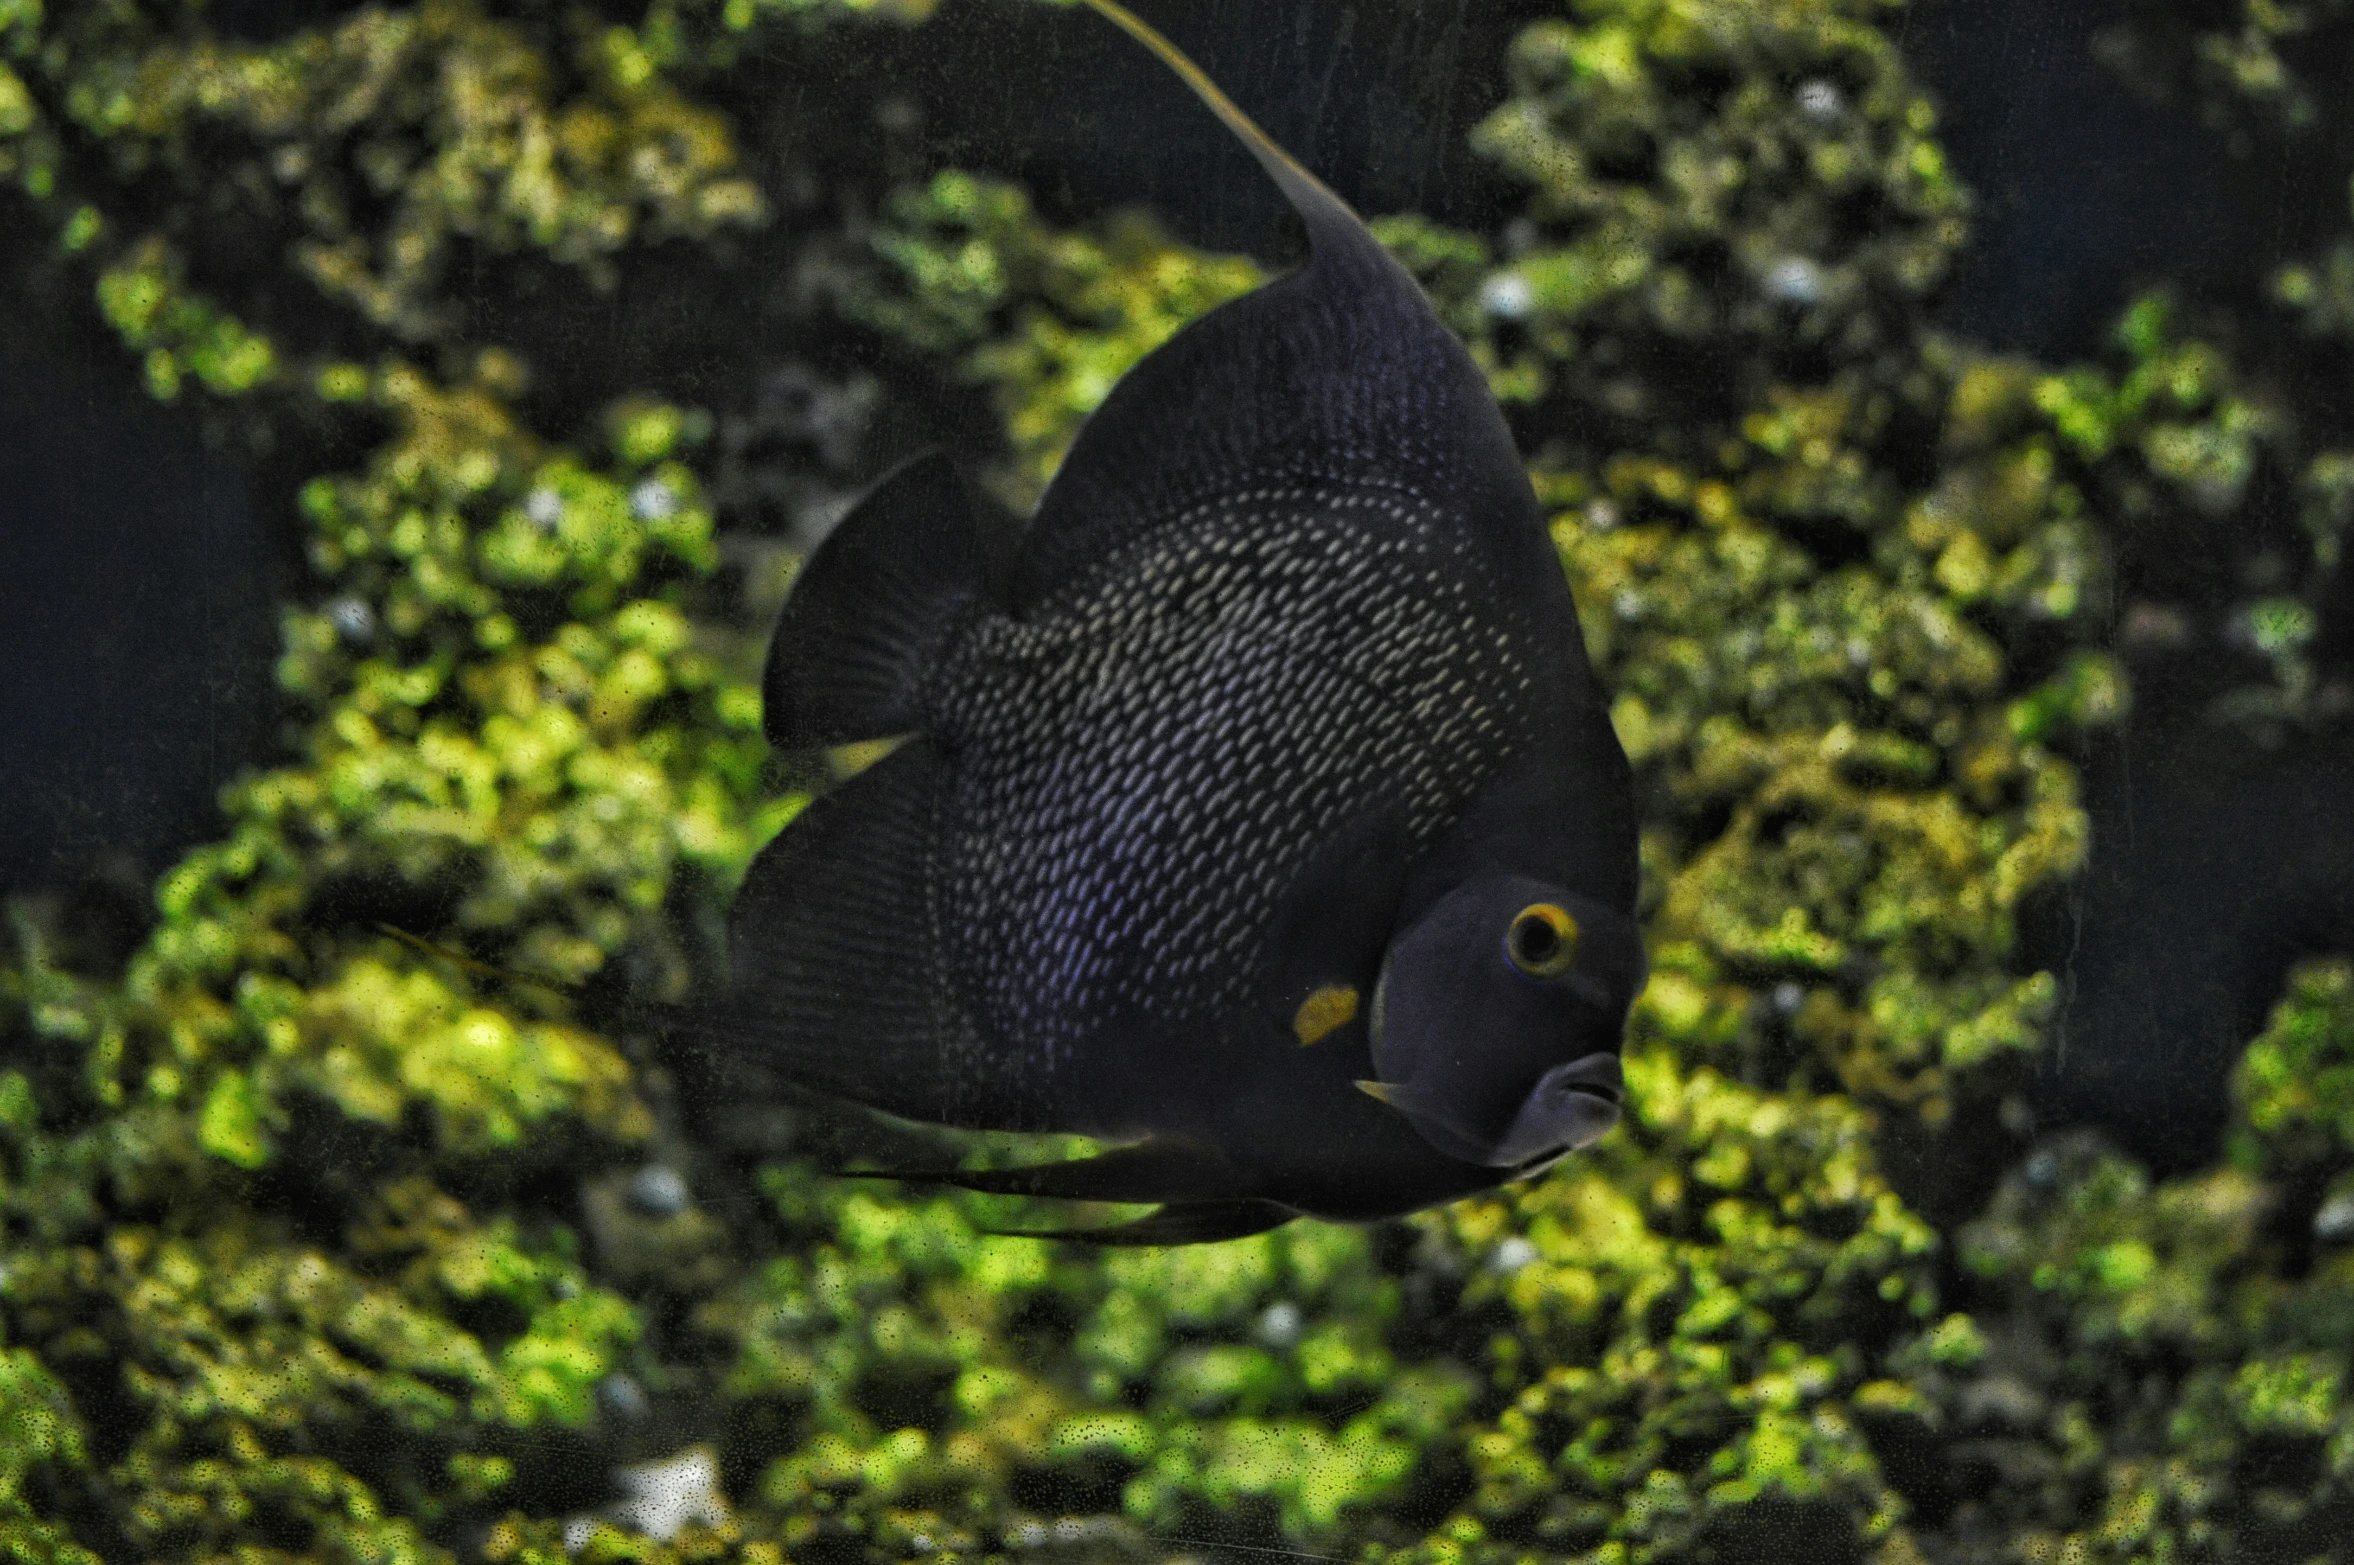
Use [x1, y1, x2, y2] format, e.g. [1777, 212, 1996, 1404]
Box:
[942, 480, 1529, 1116]
[712, 0, 1644, 1242]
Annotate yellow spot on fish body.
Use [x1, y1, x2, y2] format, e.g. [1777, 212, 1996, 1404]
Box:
[1292, 984, 1360, 1045]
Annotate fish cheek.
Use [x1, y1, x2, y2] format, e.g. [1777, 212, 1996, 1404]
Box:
[1369, 890, 1566, 1140]
[1447, 978, 1586, 1143]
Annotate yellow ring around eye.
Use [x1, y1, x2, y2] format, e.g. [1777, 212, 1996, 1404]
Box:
[1505, 903, 1579, 978]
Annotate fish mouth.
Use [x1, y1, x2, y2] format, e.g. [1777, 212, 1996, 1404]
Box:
[1481, 1052, 1623, 1166]
[1358, 1052, 1626, 1168]
[1550, 1052, 1623, 1107]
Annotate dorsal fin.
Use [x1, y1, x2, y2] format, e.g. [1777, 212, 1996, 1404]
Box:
[1013, 0, 1543, 607]
[1077, 0, 1371, 272]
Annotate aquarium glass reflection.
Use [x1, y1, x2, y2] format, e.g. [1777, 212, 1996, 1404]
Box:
[0, 1, 2350, 1563]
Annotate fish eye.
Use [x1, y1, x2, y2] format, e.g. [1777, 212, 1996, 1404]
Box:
[1504, 903, 1579, 978]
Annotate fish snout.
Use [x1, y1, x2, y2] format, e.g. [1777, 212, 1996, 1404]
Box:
[1484, 1052, 1624, 1167]
[1550, 1051, 1623, 1106]
[1358, 1051, 1625, 1168]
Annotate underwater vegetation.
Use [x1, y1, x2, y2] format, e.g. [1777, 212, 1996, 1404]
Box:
[0, 1, 2346, 1564]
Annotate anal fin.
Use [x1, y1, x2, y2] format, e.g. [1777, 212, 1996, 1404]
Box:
[843, 1137, 1249, 1204]
[982, 1199, 1297, 1247]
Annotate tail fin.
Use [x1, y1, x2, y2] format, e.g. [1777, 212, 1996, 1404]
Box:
[762, 453, 989, 749]
[720, 737, 1032, 1131]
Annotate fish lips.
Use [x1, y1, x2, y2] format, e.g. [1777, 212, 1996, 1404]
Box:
[1362, 1052, 1624, 1169]
[1492, 1052, 1624, 1166]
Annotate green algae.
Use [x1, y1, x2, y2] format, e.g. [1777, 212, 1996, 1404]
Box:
[2038, 0, 2354, 743]
[1947, 960, 2354, 1562]
[849, 169, 1263, 510]
[0, 355, 755, 1561]
[0, 0, 2347, 1562]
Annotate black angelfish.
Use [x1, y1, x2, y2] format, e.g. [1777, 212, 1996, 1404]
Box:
[719, 0, 1645, 1244]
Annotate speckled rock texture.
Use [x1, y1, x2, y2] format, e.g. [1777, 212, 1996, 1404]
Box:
[1, 2, 2349, 1562]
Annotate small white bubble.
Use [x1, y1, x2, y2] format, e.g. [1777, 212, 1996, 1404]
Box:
[525, 486, 565, 530]
[630, 478, 679, 521]
[2316, 1192, 2354, 1242]
[627, 1164, 691, 1218]
[1479, 271, 1536, 321]
[1256, 1300, 1304, 1349]
[1774, 981, 1805, 1014]
[597, 1373, 650, 1422]
[1584, 499, 1620, 532]
[609, 1448, 728, 1542]
[1764, 256, 1827, 306]
[1796, 79, 1845, 122]
[326, 595, 375, 644]
[1490, 1236, 1539, 1275]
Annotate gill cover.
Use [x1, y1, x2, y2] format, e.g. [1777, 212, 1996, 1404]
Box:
[1366, 878, 1646, 1167]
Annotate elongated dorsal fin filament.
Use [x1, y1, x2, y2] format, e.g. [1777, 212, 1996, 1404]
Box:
[1075, 0, 1366, 258]
[1013, 0, 1538, 606]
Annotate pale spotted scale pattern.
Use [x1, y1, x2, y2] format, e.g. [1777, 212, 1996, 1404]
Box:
[927, 475, 1538, 1112]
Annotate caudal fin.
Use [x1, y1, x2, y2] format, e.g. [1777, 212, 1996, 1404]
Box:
[762, 453, 989, 748]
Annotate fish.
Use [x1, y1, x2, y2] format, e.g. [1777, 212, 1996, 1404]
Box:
[706, 0, 1646, 1244]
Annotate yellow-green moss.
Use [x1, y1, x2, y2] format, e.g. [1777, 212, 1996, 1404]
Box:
[1, 0, 2343, 1561]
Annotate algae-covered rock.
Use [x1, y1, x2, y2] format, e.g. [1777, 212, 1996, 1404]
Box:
[0, 0, 2344, 1561]
[0, 356, 765, 1560]
[1932, 959, 2354, 1562]
[2039, 1, 2354, 746]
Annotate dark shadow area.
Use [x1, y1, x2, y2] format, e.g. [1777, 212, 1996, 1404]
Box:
[2031, 723, 2354, 1174]
[0, 347, 279, 900]
[887, 0, 1552, 256]
[1902, 0, 2354, 1169]
[1904, 0, 2257, 360]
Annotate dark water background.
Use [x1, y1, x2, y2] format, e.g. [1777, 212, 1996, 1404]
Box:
[3, 0, 2348, 1175]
